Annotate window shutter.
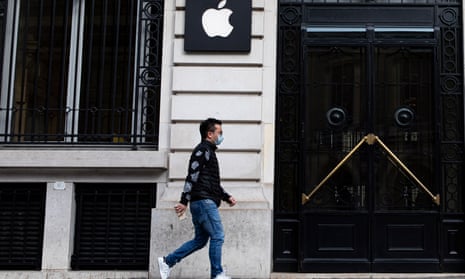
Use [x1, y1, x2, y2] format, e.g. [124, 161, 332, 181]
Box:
[71, 183, 155, 270]
[0, 184, 46, 270]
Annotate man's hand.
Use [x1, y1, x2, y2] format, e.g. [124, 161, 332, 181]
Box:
[228, 196, 237, 207]
[174, 203, 187, 216]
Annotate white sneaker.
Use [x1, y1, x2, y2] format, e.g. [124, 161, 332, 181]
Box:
[157, 257, 171, 279]
[214, 272, 231, 279]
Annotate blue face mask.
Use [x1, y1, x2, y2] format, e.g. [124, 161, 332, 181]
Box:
[215, 134, 224, 145]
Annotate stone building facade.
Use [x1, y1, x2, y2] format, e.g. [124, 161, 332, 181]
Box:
[0, 0, 464, 278]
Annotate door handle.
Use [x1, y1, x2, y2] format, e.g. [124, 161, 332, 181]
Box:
[373, 135, 440, 206]
[302, 133, 440, 206]
[301, 134, 369, 205]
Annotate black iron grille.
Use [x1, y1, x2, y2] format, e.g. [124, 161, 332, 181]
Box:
[0, 0, 164, 147]
[71, 183, 155, 270]
[0, 183, 46, 270]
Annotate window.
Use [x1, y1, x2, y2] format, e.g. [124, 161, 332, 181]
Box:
[0, 183, 46, 270]
[72, 183, 155, 270]
[0, 0, 163, 146]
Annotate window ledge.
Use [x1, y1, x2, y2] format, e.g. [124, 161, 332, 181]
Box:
[0, 150, 168, 169]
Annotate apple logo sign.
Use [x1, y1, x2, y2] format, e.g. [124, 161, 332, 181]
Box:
[201, 0, 234, 38]
[184, 0, 251, 52]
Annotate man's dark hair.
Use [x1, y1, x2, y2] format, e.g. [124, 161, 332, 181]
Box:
[200, 118, 222, 139]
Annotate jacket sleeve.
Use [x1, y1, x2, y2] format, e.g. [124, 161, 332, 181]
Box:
[179, 146, 209, 205]
[221, 186, 231, 203]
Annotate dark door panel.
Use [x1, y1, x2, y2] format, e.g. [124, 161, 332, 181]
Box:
[442, 218, 465, 272]
[372, 213, 439, 272]
[373, 47, 436, 211]
[301, 213, 369, 272]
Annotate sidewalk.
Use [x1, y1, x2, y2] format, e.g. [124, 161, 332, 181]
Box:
[271, 274, 465, 279]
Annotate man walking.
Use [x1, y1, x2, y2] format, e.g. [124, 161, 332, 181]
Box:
[158, 118, 237, 279]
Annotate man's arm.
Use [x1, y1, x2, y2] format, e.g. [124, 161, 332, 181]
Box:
[176, 146, 210, 214]
[220, 186, 237, 206]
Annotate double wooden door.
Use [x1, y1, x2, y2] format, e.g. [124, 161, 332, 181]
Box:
[301, 40, 440, 272]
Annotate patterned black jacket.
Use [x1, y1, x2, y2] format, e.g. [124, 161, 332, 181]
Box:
[180, 140, 231, 207]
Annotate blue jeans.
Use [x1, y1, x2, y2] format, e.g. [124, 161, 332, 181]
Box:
[165, 199, 225, 278]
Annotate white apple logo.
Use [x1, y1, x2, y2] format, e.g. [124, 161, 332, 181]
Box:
[201, 0, 234, 38]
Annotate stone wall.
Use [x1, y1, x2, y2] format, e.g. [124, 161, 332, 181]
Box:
[150, 0, 277, 278]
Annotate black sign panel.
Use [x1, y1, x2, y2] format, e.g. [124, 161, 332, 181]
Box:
[184, 0, 251, 52]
